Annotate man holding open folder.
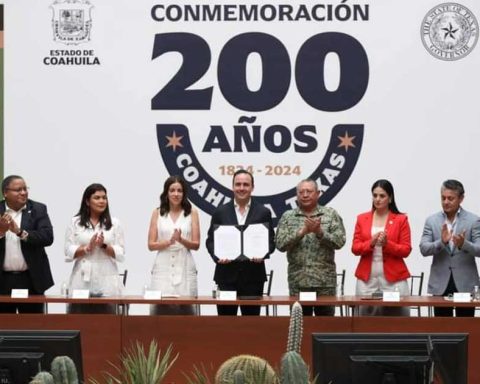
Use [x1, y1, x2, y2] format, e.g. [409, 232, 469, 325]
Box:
[206, 170, 275, 316]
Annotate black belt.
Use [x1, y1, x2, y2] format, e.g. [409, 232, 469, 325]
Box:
[2, 270, 28, 274]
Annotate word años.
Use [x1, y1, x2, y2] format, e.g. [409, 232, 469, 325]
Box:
[203, 117, 318, 153]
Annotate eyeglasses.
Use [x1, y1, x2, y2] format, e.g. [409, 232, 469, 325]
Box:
[6, 187, 29, 193]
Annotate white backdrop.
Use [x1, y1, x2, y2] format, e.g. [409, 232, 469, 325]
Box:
[3, 0, 480, 314]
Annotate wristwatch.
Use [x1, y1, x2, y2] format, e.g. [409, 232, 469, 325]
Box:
[101, 243, 107, 249]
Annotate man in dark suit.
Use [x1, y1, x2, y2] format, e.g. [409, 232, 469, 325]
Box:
[206, 170, 275, 315]
[0, 175, 54, 313]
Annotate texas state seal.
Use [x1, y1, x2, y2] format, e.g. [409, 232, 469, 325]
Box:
[421, 3, 478, 61]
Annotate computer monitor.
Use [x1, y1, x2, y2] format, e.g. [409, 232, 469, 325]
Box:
[312, 333, 468, 384]
[0, 330, 83, 384]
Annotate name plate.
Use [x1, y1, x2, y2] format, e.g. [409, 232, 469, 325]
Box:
[453, 292, 471, 303]
[218, 291, 237, 300]
[72, 289, 90, 299]
[299, 292, 317, 301]
[383, 291, 400, 302]
[11, 289, 28, 299]
[144, 290, 162, 300]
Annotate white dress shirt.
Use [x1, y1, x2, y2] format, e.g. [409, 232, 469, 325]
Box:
[443, 208, 461, 251]
[234, 199, 251, 225]
[3, 204, 28, 272]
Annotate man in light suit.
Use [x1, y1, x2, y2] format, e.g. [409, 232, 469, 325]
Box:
[420, 179, 480, 317]
[0, 175, 54, 313]
[206, 170, 275, 316]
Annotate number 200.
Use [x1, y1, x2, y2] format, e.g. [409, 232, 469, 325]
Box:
[151, 32, 369, 112]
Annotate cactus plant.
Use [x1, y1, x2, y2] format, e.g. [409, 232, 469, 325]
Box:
[51, 356, 79, 384]
[29, 356, 79, 384]
[233, 370, 246, 384]
[29, 371, 55, 384]
[212, 302, 311, 384]
[214, 355, 277, 384]
[282, 303, 314, 384]
[280, 351, 309, 384]
[286, 301, 303, 353]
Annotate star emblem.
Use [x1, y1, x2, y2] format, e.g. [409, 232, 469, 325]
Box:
[165, 131, 184, 152]
[442, 22, 458, 40]
[337, 132, 356, 152]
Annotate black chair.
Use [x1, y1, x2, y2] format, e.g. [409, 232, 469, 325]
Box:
[263, 270, 275, 316]
[409, 272, 424, 316]
[119, 269, 128, 286]
[336, 269, 347, 316]
[116, 269, 128, 315]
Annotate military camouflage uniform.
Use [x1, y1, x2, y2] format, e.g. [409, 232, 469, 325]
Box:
[275, 205, 346, 296]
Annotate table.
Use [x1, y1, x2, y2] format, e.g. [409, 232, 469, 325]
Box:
[0, 295, 478, 383]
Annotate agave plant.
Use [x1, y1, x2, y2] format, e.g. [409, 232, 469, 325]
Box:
[183, 363, 215, 384]
[89, 340, 177, 384]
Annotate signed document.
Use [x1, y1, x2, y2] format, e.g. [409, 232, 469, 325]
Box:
[214, 225, 242, 260]
[214, 223, 270, 260]
[243, 223, 269, 260]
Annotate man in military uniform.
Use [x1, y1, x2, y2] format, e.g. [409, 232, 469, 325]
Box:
[276, 178, 346, 316]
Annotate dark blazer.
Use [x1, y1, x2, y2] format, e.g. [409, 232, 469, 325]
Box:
[0, 199, 54, 294]
[206, 200, 275, 284]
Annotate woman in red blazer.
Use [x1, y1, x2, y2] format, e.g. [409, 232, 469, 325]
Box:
[352, 179, 412, 316]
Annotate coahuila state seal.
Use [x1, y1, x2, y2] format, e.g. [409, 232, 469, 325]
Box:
[51, 0, 93, 45]
[421, 3, 478, 61]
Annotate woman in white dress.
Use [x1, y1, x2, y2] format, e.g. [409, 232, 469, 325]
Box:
[148, 175, 200, 315]
[352, 179, 412, 316]
[65, 183, 125, 313]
